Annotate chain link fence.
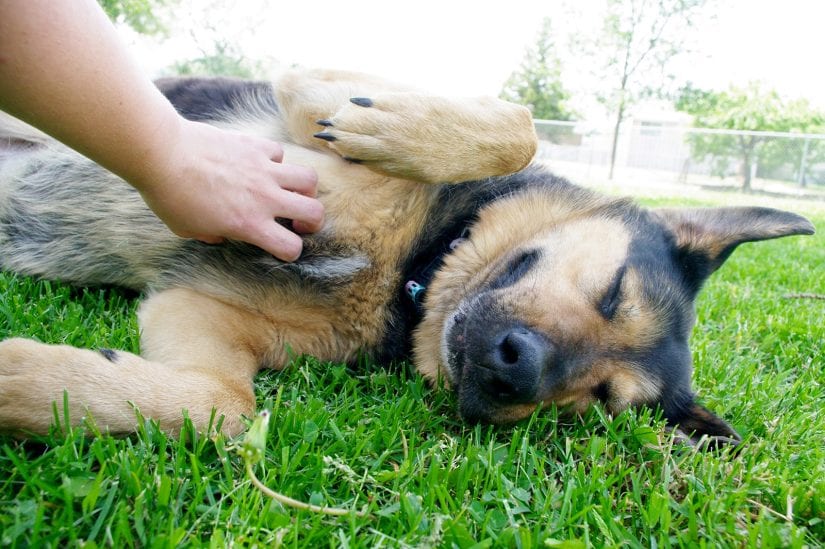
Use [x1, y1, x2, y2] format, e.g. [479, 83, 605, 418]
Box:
[534, 120, 825, 199]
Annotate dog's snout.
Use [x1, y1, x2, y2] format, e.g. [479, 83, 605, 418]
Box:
[478, 327, 550, 403]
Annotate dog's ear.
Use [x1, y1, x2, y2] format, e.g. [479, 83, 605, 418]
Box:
[667, 401, 742, 449]
[654, 207, 814, 294]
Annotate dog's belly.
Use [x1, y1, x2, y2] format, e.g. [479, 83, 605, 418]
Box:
[234, 255, 404, 368]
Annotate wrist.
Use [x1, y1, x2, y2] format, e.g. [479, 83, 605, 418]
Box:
[120, 106, 187, 196]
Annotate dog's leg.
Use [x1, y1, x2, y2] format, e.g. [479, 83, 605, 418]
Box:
[276, 69, 538, 184]
[0, 288, 264, 436]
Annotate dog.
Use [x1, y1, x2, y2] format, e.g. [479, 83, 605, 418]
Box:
[0, 69, 814, 445]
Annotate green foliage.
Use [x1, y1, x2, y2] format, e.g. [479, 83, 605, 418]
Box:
[500, 18, 576, 121]
[172, 47, 263, 79]
[1, 196, 823, 546]
[98, 0, 172, 36]
[676, 82, 825, 134]
[676, 83, 825, 189]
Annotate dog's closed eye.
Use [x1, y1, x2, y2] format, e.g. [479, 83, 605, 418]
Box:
[598, 265, 626, 320]
[487, 249, 541, 291]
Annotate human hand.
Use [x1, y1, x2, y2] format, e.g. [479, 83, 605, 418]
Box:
[136, 118, 324, 262]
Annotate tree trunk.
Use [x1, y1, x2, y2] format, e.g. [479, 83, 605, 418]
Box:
[608, 97, 625, 180]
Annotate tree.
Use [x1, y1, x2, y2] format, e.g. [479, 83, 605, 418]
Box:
[500, 18, 576, 122]
[165, 0, 269, 78]
[676, 83, 825, 190]
[100, 0, 265, 78]
[98, 0, 172, 36]
[173, 40, 263, 79]
[585, 0, 708, 179]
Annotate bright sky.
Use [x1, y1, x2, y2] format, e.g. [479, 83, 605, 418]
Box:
[130, 0, 825, 113]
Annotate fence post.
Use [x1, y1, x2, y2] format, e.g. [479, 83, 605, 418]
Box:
[798, 138, 810, 187]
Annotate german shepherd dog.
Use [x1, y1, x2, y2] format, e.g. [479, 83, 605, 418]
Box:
[0, 69, 814, 445]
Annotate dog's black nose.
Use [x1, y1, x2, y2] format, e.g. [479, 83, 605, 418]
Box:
[478, 327, 549, 403]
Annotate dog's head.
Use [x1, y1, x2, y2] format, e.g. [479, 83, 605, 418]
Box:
[412, 178, 813, 446]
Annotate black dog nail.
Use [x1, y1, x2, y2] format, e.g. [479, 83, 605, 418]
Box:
[314, 132, 337, 142]
[342, 156, 363, 164]
[350, 97, 373, 108]
[316, 119, 334, 127]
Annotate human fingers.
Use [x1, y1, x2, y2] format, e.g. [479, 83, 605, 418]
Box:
[266, 140, 285, 163]
[274, 190, 325, 233]
[246, 221, 304, 262]
[193, 234, 224, 245]
[271, 162, 318, 197]
[291, 219, 317, 234]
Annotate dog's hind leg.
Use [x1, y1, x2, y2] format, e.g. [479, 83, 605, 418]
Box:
[275, 69, 538, 184]
[0, 288, 264, 436]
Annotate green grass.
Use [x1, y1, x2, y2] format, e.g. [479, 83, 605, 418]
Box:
[1, 199, 823, 548]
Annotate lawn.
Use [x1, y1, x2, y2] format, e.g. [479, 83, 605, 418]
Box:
[0, 193, 822, 548]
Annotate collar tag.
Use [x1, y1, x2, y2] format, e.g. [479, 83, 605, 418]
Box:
[404, 280, 426, 304]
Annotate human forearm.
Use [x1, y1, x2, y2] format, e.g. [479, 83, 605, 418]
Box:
[0, 0, 181, 188]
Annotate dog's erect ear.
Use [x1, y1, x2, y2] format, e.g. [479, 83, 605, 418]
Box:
[654, 207, 814, 294]
[668, 401, 742, 449]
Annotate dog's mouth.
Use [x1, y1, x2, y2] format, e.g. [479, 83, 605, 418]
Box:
[442, 308, 468, 382]
[441, 293, 568, 424]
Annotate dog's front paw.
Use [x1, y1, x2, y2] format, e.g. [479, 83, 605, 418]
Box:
[313, 93, 536, 184]
[0, 338, 58, 433]
[313, 94, 415, 168]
